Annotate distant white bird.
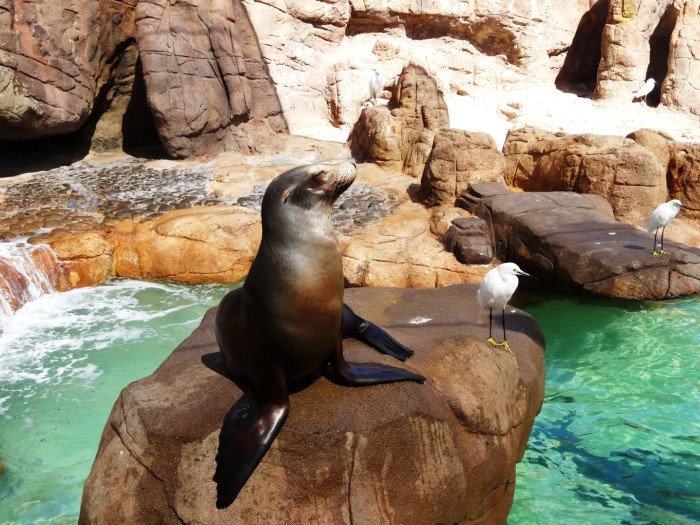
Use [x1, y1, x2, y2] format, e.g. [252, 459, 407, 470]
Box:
[477, 262, 531, 354]
[369, 69, 382, 105]
[633, 78, 656, 104]
[645, 199, 686, 257]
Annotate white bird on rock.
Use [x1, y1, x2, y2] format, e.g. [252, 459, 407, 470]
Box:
[369, 68, 382, 105]
[477, 262, 531, 354]
[633, 78, 656, 104]
[645, 199, 687, 257]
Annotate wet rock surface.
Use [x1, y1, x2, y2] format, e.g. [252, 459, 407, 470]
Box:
[0, 158, 400, 241]
[235, 182, 400, 234]
[0, 158, 231, 240]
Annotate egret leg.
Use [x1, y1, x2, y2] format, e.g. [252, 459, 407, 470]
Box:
[652, 229, 662, 257]
[500, 307, 513, 354]
[659, 226, 669, 255]
[486, 308, 499, 347]
[501, 306, 507, 341]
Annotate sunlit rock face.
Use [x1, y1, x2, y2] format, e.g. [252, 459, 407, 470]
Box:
[2, 0, 698, 161]
[559, 0, 700, 115]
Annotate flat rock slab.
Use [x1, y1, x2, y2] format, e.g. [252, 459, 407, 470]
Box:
[465, 188, 700, 300]
[79, 285, 545, 525]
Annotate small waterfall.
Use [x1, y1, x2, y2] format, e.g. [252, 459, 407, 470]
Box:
[0, 242, 67, 334]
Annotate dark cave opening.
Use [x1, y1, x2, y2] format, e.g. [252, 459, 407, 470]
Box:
[0, 58, 165, 178]
[555, 0, 609, 97]
[121, 58, 166, 158]
[643, 4, 679, 107]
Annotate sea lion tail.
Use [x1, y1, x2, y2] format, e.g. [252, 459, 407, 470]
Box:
[214, 393, 288, 509]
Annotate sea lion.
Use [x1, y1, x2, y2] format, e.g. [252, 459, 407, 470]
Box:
[213, 160, 424, 509]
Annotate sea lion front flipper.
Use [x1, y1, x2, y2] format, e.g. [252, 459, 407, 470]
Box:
[341, 304, 414, 362]
[328, 338, 425, 386]
[214, 390, 289, 509]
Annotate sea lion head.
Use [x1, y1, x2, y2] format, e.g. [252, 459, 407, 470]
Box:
[261, 160, 356, 229]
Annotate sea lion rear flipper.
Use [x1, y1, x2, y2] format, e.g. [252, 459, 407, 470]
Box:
[341, 304, 414, 362]
[214, 391, 289, 509]
[328, 338, 425, 386]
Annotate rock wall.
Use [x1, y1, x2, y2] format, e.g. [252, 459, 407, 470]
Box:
[544, 0, 700, 115]
[0, 0, 593, 158]
[0, 0, 137, 139]
[135, 0, 287, 158]
[503, 126, 667, 226]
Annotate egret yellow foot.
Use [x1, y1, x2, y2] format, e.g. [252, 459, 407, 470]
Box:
[660, 249, 670, 255]
[485, 338, 514, 354]
[652, 251, 663, 257]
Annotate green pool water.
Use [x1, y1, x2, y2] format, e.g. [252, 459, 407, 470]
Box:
[0, 280, 698, 524]
[0, 279, 234, 524]
[508, 293, 700, 525]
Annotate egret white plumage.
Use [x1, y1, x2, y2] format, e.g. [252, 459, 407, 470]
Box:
[369, 69, 382, 105]
[633, 78, 656, 104]
[477, 262, 530, 354]
[645, 199, 686, 256]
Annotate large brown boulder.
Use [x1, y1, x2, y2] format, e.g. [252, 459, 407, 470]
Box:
[503, 126, 667, 226]
[79, 284, 546, 525]
[418, 129, 506, 207]
[0, 0, 137, 139]
[135, 0, 287, 158]
[464, 184, 700, 300]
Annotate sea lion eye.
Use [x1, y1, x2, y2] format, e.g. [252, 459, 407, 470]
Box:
[310, 168, 325, 180]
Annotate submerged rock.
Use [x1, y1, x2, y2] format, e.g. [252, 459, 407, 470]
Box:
[79, 285, 545, 525]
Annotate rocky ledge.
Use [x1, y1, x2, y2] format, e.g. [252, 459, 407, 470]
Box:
[79, 285, 545, 525]
[460, 184, 700, 300]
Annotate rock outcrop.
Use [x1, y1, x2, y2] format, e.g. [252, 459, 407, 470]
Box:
[79, 284, 546, 525]
[418, 128, 506, 207]
[4, 0, 700, 160]
[556, 0, 700, 115]
[502, 126, 667, 226]
[349, 63, 449, 177]
[460, 183, 700, 300]
[441, 217, 494, 265]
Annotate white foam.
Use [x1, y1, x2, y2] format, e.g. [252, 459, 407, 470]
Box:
[0, 241, 62, 332]
[0, 279, 227, 384]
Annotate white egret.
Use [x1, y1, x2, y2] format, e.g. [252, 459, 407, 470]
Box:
[477, 262, 531, 354]
[645, 199, 687, 257]
[633, 78, 656, 104]
[369, 69, 382, 105]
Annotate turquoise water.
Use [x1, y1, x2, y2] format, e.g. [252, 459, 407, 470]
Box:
[0, 279, 233, 524]
[509, 294, 700, 525]
[0, 281, 698, 524]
